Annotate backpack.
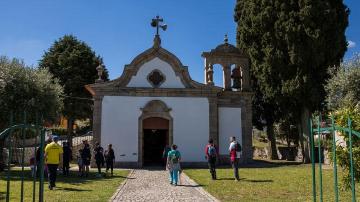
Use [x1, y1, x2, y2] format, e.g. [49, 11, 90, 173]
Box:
[207, 145, 216, 157]
[236, 142, 242, 152]
[169, 151, 179, 164]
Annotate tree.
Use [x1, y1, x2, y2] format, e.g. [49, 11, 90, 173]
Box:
[235, 0, 349, 162]
[39, 35, 109, 145]
[326, 53, 360, 110]
[0, 56, 63, 171]
[325, 54, 360, 188]
[252, 82, 280, 159]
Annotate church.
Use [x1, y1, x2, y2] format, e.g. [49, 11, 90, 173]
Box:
[85, 17, 253, 167]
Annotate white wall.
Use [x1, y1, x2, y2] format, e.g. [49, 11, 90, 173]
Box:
[101, 96, 209, 162]
[218, 107, 242, 155]
[127, 57, 185, 88]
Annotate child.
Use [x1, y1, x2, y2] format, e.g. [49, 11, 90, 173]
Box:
[77, 149, 84, 177]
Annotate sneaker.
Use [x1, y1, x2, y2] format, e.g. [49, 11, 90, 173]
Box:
[48, 185, 53, 190]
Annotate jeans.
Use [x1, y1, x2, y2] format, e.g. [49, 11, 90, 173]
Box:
[208, 157, 217, 179]
[231, 158, 239, 180]
[106, 161, 113, 174]
[96, 161, 103, 174]
[170, 169, 179, 184]
[47, 164, 58, 188]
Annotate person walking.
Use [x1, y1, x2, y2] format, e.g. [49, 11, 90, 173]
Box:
[167, 144, 181, 186]
[205, 139, 218, 180]
[229, 136, 241, 181]
[94, 142, 105, 177]
[104, 144, 115, 176]
[62, 142, 72, 176]
[81, 140, 91, 177]
[44, 136, 63, 190]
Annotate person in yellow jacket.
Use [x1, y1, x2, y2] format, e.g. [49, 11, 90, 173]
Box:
[45, 136, 63, 190]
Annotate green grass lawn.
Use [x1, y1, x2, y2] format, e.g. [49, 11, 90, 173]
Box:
[0, 168, 129, 202]
[185, 162, 360, 202]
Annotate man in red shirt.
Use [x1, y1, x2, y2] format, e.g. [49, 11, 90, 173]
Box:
[229, 136, 240, 181]
[204, 139, 218, 180]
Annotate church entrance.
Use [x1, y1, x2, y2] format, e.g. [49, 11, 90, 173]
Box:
[142, 117, 169, 166]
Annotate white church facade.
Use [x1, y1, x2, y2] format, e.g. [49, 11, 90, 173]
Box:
[86, 32, 253, 167]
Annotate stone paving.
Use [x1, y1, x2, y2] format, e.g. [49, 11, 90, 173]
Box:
[111, 169, 219, 202]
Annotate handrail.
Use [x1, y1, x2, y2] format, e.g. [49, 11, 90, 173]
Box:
[311, 126, 360, 138]
[0, 124, 45, 139]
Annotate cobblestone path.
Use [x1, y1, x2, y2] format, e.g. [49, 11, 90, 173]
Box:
[111, 169, 219, 202]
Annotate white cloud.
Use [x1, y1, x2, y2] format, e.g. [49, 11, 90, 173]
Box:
[348, 40, 356, 48]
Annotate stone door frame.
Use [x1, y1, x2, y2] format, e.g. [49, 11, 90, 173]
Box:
[138, 100, 173, 167]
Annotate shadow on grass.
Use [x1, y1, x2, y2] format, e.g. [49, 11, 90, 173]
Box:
[177, 184, 203, 187]
[55, 187, 91, 192]
[0, 169, 130, 185]
[216, 177, 273, 183]
[215, 159, 302, 169]
[243, 159, 302, 168]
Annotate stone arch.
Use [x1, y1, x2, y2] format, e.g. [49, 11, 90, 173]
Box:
[138, 100, 173, 167]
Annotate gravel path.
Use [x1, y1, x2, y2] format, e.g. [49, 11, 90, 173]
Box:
[111, 169, 219, 202]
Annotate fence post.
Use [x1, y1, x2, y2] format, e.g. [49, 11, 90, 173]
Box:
[20, 111, 26, 202]
[331, 115, 339, 202]
[318, 115, 323, 202]
[33, 112, 39, 202]
[348, 117, 356, 202]
[309, 118, 316, 202]
[39, 128, 45, 202]
[6, 111, 14, 202]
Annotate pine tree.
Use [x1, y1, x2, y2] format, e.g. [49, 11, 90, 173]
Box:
[39, 35, 109, 145]
[235, 0, 349, 161]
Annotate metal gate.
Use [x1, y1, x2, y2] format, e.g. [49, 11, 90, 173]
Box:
[0, 112, 46, 202]
[309, 114, 360, 202]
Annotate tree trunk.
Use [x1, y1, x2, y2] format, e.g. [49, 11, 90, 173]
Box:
[286, 124, 291, 149]
[0, 139, 4, 171]
[267, 123, 279, 160]
[67, 118, 74, 148]
[298, 107, 311, 163]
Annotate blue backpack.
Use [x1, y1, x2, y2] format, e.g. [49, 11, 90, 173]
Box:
[208, 145, 216, 157]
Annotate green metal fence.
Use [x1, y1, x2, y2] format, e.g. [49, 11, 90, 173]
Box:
[0, 112, 46, 202]
[309, 115, 360, 202]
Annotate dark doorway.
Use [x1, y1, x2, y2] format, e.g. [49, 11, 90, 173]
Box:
[143, 129, 168, 166]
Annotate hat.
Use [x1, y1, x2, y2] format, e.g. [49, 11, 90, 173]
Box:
[52, 135, 59, 141]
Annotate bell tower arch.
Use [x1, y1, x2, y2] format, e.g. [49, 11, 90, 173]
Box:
[202, 35, 250, 91]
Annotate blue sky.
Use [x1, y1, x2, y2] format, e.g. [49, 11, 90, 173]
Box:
[0, 0, 359, 85]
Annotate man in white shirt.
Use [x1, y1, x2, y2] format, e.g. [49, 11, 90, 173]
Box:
[228, 136, 240, 181]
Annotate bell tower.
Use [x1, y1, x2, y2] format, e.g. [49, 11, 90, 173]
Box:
[201, 35, 250, 91]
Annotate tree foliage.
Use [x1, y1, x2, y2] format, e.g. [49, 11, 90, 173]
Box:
[326, 54, 360, 189]
[326, 54, 360, 110]
[39, 35, 108, 122]
[0, 56, 63, 171]
[0, 56, 63, 127]
[235, 0, 349, 161]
